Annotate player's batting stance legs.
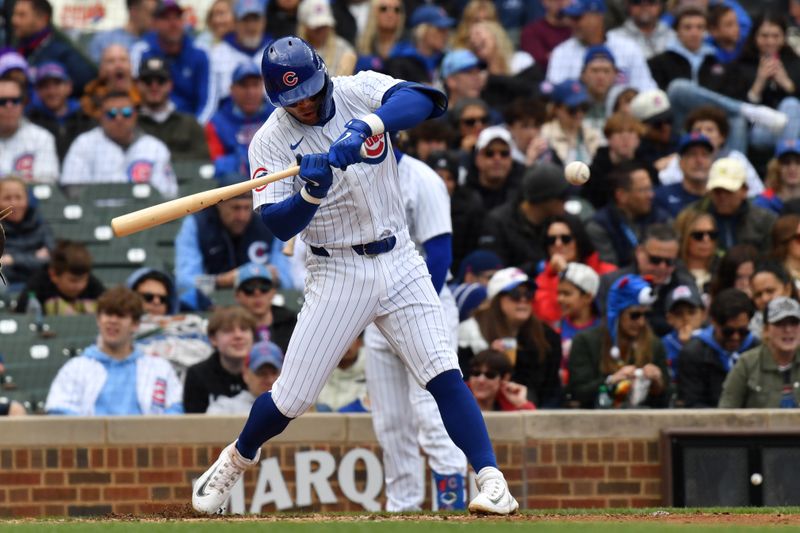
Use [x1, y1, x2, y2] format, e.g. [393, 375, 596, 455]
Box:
[192, 36, 517, 516]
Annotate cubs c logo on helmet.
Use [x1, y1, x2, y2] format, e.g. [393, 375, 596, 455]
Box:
[251, 167, 270, 192]
[362, 133, 388, 164]
[283, 71, 298, 87]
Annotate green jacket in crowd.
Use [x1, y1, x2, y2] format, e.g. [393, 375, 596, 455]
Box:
[567, 325, 671, 408]
[718, 345, 800, 408]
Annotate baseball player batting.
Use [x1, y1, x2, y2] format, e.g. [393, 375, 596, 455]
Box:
[192, 37, 518, 516]
[364, 150, 468, 511]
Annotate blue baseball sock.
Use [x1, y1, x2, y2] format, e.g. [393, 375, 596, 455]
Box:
[433, 471, 466, 510]
[426, 369, 497, 472]
[235, 392, 292, 460]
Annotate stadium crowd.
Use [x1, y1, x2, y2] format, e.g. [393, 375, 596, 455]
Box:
[1, 0, 800, 418]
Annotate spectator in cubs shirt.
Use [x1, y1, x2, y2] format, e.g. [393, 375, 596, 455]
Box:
[0, 79, 59, 183]
[60, 90, 178, 198]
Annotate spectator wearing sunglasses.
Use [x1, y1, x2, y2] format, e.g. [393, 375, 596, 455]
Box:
[60, 90, 178, 198]
[467, 349, 535, 411]
[533, 214, 615, 326]
[541, 79, 602, 165]
[677, 288, 757, 407]
[137, 57, 209, 162]
[464, 126, 524, 211]
[458, 268, 563, 408]
[233, 262, 296, 353]
[770, 215, 800, 287]
[654, 133, 713, 217]
[607, 0, 675, 60]
[749, 261, 800, 338]
[568, 273, 669, 408]
[587, 160, 671, 267]
[688, 158, 776, 254]
[126, 267, 213, 379]
[674, 208, 720, 293]
[719, 296, 800, 408]
[450, 97, 492, 157]
[597, 223, 699, 337]
[755, 140, 800, 215]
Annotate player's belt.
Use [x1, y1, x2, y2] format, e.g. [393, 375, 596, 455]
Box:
[310, 235, 397, 257]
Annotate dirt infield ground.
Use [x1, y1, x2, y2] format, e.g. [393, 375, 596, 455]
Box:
[4, 506, 800, 532]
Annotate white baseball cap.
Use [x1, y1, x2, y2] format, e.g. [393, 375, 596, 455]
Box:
[560, 262, 600, 297]
[630, 89, 671, 123]
[707, 158, 746, 192]
[298, 0, 335, 28]
[475, 126, 512, 152]
[487, 267, 534, 300]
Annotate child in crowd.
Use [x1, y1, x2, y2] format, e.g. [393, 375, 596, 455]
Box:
[662, 284, 707, 383]
[555, 262, 601, 386]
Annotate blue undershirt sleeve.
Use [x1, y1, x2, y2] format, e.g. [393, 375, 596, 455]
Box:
[422, 233, 453, 294]
[375, 86, 440, 133]
[260, 192, 320, 242]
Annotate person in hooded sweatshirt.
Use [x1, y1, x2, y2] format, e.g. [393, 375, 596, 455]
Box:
[126, 267, 213, 380]
[45, 286, 184, 416]
[677, 287, 758, 407]
[0, 176, 55, 287]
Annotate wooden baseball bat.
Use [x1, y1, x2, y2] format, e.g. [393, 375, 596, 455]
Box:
[111, 166, 300, 237]
[282, 236, 297, 257]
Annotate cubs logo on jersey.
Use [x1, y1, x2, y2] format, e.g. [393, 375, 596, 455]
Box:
[128, 160, 154, 184]
[251, 167, 270, 192]
[247, 240, 270, 263]
[13, 154, 34, 181]
[361, 133, 389, 164]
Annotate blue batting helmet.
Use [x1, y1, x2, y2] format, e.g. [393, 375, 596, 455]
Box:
[261, 37, 333, 119]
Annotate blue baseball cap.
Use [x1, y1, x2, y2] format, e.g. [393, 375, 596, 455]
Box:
[441, 49, 482, 78]
[775, 139, 800, 159]
[155, 0, 183, 17]
[235, 262, 273, 289]
[456, 250, 504, 283]
[34, 62, 70, 84]
[235, 0, 265, 19]
[232, 61, 262, 84]
[583, 45, 616, 69]
[410, 5, 455, 28]
[550, 79, 589, 108]
[248, 341, 283, 371]
[0, 52, 28, 79]
[677, 132, 714, 154]
[562, 0, 606, 17]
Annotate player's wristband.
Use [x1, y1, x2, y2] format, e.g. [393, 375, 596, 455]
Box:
[300, 186, 322, 205]
[361, 114, 385, 136]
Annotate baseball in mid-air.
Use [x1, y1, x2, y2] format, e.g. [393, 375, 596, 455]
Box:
[564, 161, 591, 186]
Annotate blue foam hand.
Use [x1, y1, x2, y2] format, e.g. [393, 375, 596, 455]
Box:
[328, 119, 371, 170]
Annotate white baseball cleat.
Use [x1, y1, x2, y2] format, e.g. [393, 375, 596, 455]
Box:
[468, 466, 519, 515]
[192, 441, 260, 515]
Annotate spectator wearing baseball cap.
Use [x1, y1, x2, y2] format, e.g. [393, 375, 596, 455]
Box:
[441, 49, 487, 108]
[755, 140, 800, 215]
[479, 163, 570, 273]
[546, 0, 656, 92]
[209, 0, 272, 102]
[234, 262, 297, 352]
[541, 80, 603, 165]
[449, 249, 504, 322]
[389, 5, 454, 80]
[0, 52, 30, 88]
[581, 45, 618, 131]
[206, 340, 284, 414]
[629, 88, 678, 168]
[653, 132, 714, 217]
[690, 157, 776, 253]
[463, 125, 525, 212]
[661, 283, 706, 382]
[458, 267, 563, 408]
[28, 62, 95, 163]
[137, 56, 210, 162]
[719, 296, 800, 408]
[87, 0, 158, 63]
[297, 0, 357, 76]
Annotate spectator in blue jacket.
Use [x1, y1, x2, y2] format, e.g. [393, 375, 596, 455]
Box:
[205, 62, 273, 165]
[131, 0, 216, 123]
[390, 5, 454, 81]
[11, 0, 97, 96]
[174, 173, 292, 311]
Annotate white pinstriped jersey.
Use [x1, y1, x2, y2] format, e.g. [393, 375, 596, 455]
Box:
[398, 154, 452, 248]
[249, 71, 407, 248]
[0, 120, 59, 183]
[209, 40, 268, 101]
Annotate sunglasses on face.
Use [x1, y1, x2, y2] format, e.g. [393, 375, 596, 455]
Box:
[141, 76, 168, 86]
[139, 292, 167, 304]
[627, 310, 647, 321]
[240, 281, 273, 295]
[567, 105, 589, 115]
[470, 369, 499, 379]
[504, 287, 534, 302]
[484, 148, 511, 159]
[690, 230, 718, 242]
[104, 106, 134, 119]
[546, 234, 573, 246]
[721, 326, 749, 339]
[461, 116, 488, 127]
[0, 96, 22, 106]
[647, 253, 675, 267]
[379, 5, 402, 13]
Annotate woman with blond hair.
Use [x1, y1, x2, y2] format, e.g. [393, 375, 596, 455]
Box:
[755, 139, 800, 214]
[195, 0, 236, 51]
[297, 0, 357, 76]
[675, 209, 720, 292]
[357, 0, 405, 60]
[469, 21, 533, 76]
[452, 0, 498, 49]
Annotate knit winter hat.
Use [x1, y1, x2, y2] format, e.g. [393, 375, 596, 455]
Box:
[606, 274, 656, 359]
